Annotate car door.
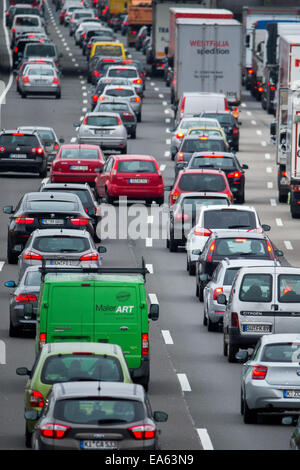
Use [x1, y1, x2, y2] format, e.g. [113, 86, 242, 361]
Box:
[274, 269, 300, 333]
[96, 157, 113, 197]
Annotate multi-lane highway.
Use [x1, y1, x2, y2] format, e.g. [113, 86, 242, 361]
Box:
[0, 1, 298, 451]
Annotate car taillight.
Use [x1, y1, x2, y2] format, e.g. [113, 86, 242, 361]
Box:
[207, 241, 215, 262]
[92, 94, 98, 102]
[213, 287, 223, 301]
[30, 390, 44, 408]
[252, 365, 268, 380]
[30, 147, 43, 154]
[194, 227, 212, 237]
[80, 252, 99, 261]
[52, 77, 60, 85]
[270, 86, 276, 91]
[16, 216, 34, 224]
[23, 76, 30, 83]
[123, 112, 134, 119]
[248, 68, 253, 75]
[227, 171, 242, 178]
[24, 251, 43, 260]
[70, 218, 89, 226]
[133, 79, 142, 84]
[129, 424, 156, 440]
[171, 191, 179, 203]
[40, 423, 70, 439]
[142, 333, 149, 356]
[180, 96, 186, 113]
[177, 152, 184, 162]
[131, 96, 140, 102]
[93, 71, 101, 77]
[266, 241, 274, 257]
[14, 47, 18, 53]
[39, 332, 46, 349]
[232, 127, 239, 136]
[231, 312, 239, 327]
[0, 146, 6, 152]
[16, 294, 38, 302]
[117, 116, 123, 126]
[176, 133, 185, 139]
[12, 28, 16, 33]
[54, 143, 59, 151]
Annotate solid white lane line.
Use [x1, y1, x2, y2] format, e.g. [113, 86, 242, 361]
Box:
[197, 429, 214, 450]
[177, 374, 191, 392]
[284, 241, 293, 250]
[161, 330, 174, 345]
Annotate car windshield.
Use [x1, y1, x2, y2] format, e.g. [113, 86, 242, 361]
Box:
[41, 354, 123, 385]
[26, 67, 54, 76]
[203, 210, 256, 229]
[15, 16, 39, 26]
[32, 236, 89, 253]
[94, 44, 123, 57]
[181, 197, 229, 212]
[108, 69, 138, 78]
[24, 270, 42, 286]
[37, 130, 55, 141]
[97, 103, 129, 112]
[26, 201, 77, 211]
[178, 173, 226, 192]
[278, 274, 300, 303]
[179, 120, 218, 130]
[188, 129, 222, 138]
[223, 267, 240, 285]
[239, 273, 272, 302]
[117, 160, 156, 173]
[202, 113, 235, 126]
[181, 139, 225, 153]
[25, 44, 56, 57]
[261, 343, 300, 362]
[214, 238, 269, 258]
[60, 148, 99, 159]
[105, 89, 134, 97]
[190, 156, 235, 170]
[42, 188, 91, 205]
[86, 116, 118, 127]
[75, 12, 93, 18]
[0, 134, 38, 146]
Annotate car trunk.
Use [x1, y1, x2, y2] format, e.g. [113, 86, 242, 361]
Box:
[265, 363, 300, 387]
[58, 158, 100, 174]
[113, 171, 160, 188]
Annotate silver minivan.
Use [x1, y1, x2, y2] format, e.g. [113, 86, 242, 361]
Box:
[219, 266, 300, 363]
[175, 92, 229, 125]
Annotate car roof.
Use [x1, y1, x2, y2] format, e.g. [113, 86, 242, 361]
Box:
[210, 230, 268, 240]
[85, 112, 121, 117]
[18, 126, 55, 132]
[52, 381, 144, 400]
[1, 129, 37, 135]
[42, 342, 123, 356]
[112, 154, 156, 161]
[42, 183, 90, 190]
[198, 204, 257, 213]
[30, 228, 90, 237]
[107, 65, 138, 70]
[179, 168, 227, 176]
[177, 191, 230, 199]
[190, 151, 236, 158]
[182, 135, 225, 141]
[218, 258, 278, 269]
[260, 333, 300, 345]
[25, 191, 80, 201]
[103, 85, 136, 91]
[59, 144, 100, 149]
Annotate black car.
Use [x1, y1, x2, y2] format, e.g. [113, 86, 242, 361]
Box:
[4, 192, 94, 263]
[195, 231, 282, 301]
[94, 99, 137, 138]
[201, 111, 240, 152]
[186, 152, 248, 203]
[91, 77, 130, 109]
[0, 130, 47, 177]
[82, 30, 115, 55]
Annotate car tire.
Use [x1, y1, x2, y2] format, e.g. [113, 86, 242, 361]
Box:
[55, 92, 61, 99]
[7, 241, 18, 265]
[243, 397, 257, 424]
[9, 321, 20, 338]
[198, 283, 204, 302]
[121, 146, 127, 154]
[236, 192, 245, 204]
[25, 424, 32, 448]
[21, 92, 26, 99]
[169, 234, 178, 252]
[137, 112, 142, 123]
[188, 262, 195, 276]
[228, 342, 239, 363]
[223, 334, 228, 356]
[207, 317, 217, 332]
[155, 197, 164, 206]
[203, 304, 207, 326]
[278, 192, 288, 203]
[131, 129, 136, 139]
[39, 167, 47, 178]
[166, 238, 170, 249]
[105, 188, 114, 204]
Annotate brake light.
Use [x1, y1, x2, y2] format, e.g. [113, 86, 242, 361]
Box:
[24, 251, 43, 260]
[252, 365, 268, 380]
[224, 98, 229, 112]
[54, 143, 59, 151]
[16, 294, 37, 302]
[94, 71, 101, 77]
[231, 312, 239, 328]
[171, 191, 179, 203]
[52, 77, 60, 85]
[177, 152, 184, 162]
[131, 97, 140, 102]
[30, 147, 43, 154]
[270, 86, 276, 91]
[0, 146, 6, 152]
[131, 30, 137, 35]
[14, 47, 18, 53]
[92, 94, 98, 103]
[258, 87, 263, 93]
[213, 287, 223, 301]
[30, 390, 44, 408]
[39, 332, 46, 349]
[266, 241, 273, 254]
[142, 333, 149, 356]
[180, 96, 186, 113]
[40, 423, 70, 439]
[82, 117, 88, 125]
[123, 112, 134, 119]
[232, 127, 239, 136]
[80, 252, 99, 261]
[13, 133, 24, 136]
[133, 79, 142, 84]
[207, 241, 215, 262]
[176, 133, 184, 139]
[16, 216, 34, 224]
[199, 136, 208, 140]
[194, 227, 212, 237]
[129, 424, 156, 440]
[12, 28, 16, 33]
[70, 218, 89, 226]
[117, 116, 123, 126]
[279, 170, 287, 177]
[227, 171, 242, 178]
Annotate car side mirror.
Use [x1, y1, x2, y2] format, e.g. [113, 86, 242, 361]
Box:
[4, 280, 16, 288]
[235, 350, 249, 363]
[199, 273, 209, 282]
[149, 303, 159, 321]
[25, 410, 41, 421]
[16, 367, 31, 376]
[242, 164, 248, 170]
[153, 411, 168, 422]
[13, 244, 23, 253]
[97, 246, 107, 254]
[59, 137, 65, 143]
[217, 293, 227, 305]
[164, 185, 172, 191]
[192, 249, 202, 256]
[275, 249, 283, 257]
[262, 224, 271, 232]
[73, 122, 80, 128]
[3, 205, 14, 214]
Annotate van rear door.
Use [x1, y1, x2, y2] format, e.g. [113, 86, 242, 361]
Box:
[47, 282, 94, 343]
[93, 284, 141, 369]
[274, 270, 300, 333]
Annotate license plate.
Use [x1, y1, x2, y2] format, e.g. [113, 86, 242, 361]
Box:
[70, 165, 88, 171]
[80, 440, 117, 450]
[49, 260, 77, 266]
[129, 178, 148, 184]
[243, 324, 272, 333]
[283, 390, 300, 398]
[41, 219, 64, 225]
[94, 130, 110, 135]
[9, 154, 27, 159]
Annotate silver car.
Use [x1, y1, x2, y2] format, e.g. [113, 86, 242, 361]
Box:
[74, 20, 103, 45]
[237, 334, 300, 424]
[170, 117, 221, 159]
[75, 112, 128, 153]
[105, 65, 143, 97]
[17, 228, 105, 280]
[99, 85, 142, 122]
[19, 64, 61, 99]
[11, 14, 45, 46]
[68, 8, 95, 32]
[203, 258, 279, 332]
[17, 126, 64, 167]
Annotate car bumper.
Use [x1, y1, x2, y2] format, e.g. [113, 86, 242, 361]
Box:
[207, 303, 225, 323]
[0, 157, 45, 173]
[109, 184, 164, 198]
[10, 304, 37, 330]
[22, 84, 60, 95]
[50, 172, 98, 183]
[245, 381, 300, 412]
[228, 326, 266, 349]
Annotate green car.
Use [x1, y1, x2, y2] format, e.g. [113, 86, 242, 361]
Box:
[16, 342, 133, 448]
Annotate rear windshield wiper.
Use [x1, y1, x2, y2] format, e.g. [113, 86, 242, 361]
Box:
[227, 225, 251, 229]
[97, 419, 128, 424]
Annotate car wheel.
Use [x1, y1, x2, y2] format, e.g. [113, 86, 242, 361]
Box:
[55, 92, 61, 99]
[223, 333, 228, 356]
[207, 317, 217, 332]
[9, 321, 20, 338]
[198, 283, 204, 302]
[243, 397, 257, 424]
[155, 197, 164, 206]
[188, 262, 195, 276]
[228, 342, 239, 363]
[7, 241, 18, 264]
[169, 234, 178, 252]
[236, 192, 245, 204]
[121, 146, 127, 154]
[131, 129, 136, 139]
[166, 238, 170, 249]
[39, 167, 47, 178]
[278, 192, 288, 203]
[105, 188, 114, 204]
[25, 423, 32, 448]
[137, 112, 141, 123]
[203, 304, 207, 326]
[21, 92, 26, 99]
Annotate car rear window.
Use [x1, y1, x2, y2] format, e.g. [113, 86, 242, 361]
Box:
[54, 398, 144, 424]
[0, 134, 38, 146]
[108, 68, 138, 78]
[179, 120, 218, 130]
[75, 12, 93, 18]
[26, 201, 77, 212]
[188, 129, 222, 138]
[37, 130, 55, 141]
[32, 236, 89, 253]
[42, 188, 91, 205]
[181, 197, 229, 211]
[178, 173, 226, 192]
[190, 156, 235, 170]
[26, 67, 54, 76]
[94, 44, 123, 57]
[215, 238, 268, 258]
[86, 116, 118, 127]
[239, 273, 272, 302]
[97, 103, 129, 112]
[278, 274, 300, 303]
[15, 16, 39, 26]
[261, 343, 300, 362]
[24, 270, 41, 286]
[181, 139, 226, 153]
[105, 88, 134, 97]
[117, 160, 156, 173]
[203, 113, 235, 126]
[41, 354, 123, 385]
[223, 267, 239, 285]
[60, 148, 99, 159]
[24, 44, 56, 57]
[203, 210, 256, 230]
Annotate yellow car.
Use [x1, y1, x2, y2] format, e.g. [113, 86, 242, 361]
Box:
[89, 41, 127, 61]
[186, 127, 229, 151]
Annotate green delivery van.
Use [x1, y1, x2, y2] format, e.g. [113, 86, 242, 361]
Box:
[35, 265, 159, 390]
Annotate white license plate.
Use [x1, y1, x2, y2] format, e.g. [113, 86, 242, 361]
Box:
[129, 178, 148, 184]
[94, 130, 110, 135]
[243, 324, 271, 333]
[49, 260, 77, 266]
[70, 165, 88, 171]
[41, 219, 64, 225]
[284, 390, 300, 398]
[9, 154, 27, 159]
[80, 440, 117, 450]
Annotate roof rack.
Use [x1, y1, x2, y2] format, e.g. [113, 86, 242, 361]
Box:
[39, 257, 149, 281]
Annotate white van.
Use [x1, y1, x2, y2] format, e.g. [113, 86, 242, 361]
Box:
[175, 92, 229, 124]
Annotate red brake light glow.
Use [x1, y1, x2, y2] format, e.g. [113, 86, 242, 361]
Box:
[129, 424, 156, 440]
[213, 287, 223, 301]
[24, 251, 43, 260]
[16, 216, 34, 225]
[70, 218, 89, 226]
[142, 333, 149, 356]
[40, 423, 70, 439]
[80, 252, 99, 261]
[30, 390, 44, 408]
[252, 365, 268, 380]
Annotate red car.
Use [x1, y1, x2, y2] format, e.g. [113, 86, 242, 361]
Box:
[168, 169, 233, 206]
[95, 154, 164, 204]
[50, 144, 104, 186]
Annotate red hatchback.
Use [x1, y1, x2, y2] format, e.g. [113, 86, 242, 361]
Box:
[50, 144, 104, 186]
[95, 154, 164, 204]
[168, 168, 233, 206]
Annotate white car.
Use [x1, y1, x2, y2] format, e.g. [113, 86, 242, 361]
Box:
[186, 205, 270, 275]
[11, 14, 45, 46]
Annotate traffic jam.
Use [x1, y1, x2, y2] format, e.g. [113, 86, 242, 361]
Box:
[1, 0, 300, 452]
